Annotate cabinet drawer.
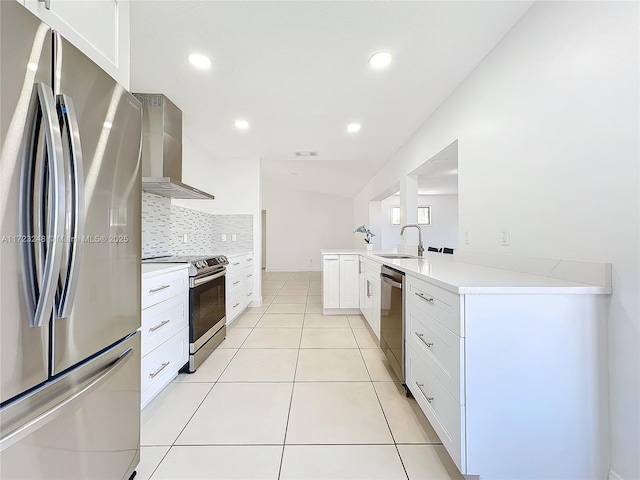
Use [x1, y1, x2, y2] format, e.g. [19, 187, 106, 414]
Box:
[406, 275, 462, 336]
[141, 327, 188, 409]
[406, 343, 465, 471]
[226, 291, 245, 322]
[407, 303, 464, 402]
[141, 292, 188, 356]
[227, 273, 244, 297]
[227, 253, 252, 273]
[142, 269, 188, 310]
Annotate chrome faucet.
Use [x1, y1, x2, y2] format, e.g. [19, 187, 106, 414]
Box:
[400, 224, 424, 256]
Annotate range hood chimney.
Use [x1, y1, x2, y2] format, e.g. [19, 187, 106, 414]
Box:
[133, 93, 215, 200]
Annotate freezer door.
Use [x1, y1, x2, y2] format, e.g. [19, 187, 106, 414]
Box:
[0, 332, 141, 480]
[51, 33, 142, 375]
[0, 2, 58, 404]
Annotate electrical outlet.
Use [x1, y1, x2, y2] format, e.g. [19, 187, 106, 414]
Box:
[501, 228, 511, 246]
[183, 233, 188, 243]
[464, 230, 470, 245]
[231, 234, 237, 242]
[221, 234, 227, 242]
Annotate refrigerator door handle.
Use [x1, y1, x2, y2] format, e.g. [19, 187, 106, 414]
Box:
[0, 347, 133, 452]
[19, 83, 66, 328]
[56, 94, 85, 319]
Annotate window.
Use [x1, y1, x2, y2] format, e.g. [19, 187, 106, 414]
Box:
[418, 206, 431, 225]
[391, 207, 401, 225]
[391, 206, 431, 225]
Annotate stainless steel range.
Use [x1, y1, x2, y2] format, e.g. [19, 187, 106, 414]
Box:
[143, 255, 228, 372]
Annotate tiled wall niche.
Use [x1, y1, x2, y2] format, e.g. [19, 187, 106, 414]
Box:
[142, 192, 253, 258]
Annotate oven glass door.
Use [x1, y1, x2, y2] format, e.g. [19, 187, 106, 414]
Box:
[190, 271, 226, 345]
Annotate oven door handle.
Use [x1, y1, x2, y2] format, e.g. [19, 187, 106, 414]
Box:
[191, 269, 226, 287]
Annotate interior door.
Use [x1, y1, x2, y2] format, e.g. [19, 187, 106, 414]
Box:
[0, 1, 54, 403]
[51, 33, 142, 375]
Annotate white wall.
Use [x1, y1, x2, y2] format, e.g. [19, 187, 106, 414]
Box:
[174, 138, 263, 303]
[354, 2, 639, 478]
[379, 194, 458, 250]
[262, 181, 354, 271]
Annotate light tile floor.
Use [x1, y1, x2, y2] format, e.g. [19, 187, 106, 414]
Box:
[138, 271, 464, 480]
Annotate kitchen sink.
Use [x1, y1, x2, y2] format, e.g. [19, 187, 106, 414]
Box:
[375, 254, 417, 259]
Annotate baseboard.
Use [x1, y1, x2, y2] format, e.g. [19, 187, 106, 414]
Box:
[323, 308, 361, 315]
[249, 297, 263, 308]
[609, 469, 624, 480]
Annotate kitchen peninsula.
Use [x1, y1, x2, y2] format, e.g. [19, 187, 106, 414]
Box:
[322, 249, 611, 480]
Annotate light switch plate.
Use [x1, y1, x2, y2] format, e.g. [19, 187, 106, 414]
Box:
[501, 228, 511, 246]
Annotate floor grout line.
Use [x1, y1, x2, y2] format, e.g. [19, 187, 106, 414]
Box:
[276, 288, 305, 480]
[145, 273, 444, 480]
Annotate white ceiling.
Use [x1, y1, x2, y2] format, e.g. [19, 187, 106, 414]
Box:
[130, 1, 532, 198]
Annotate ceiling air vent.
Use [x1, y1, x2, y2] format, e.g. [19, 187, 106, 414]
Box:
[294, 151, 318, 157]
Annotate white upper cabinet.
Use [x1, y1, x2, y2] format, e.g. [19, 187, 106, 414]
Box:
[23, 0, 130, 88]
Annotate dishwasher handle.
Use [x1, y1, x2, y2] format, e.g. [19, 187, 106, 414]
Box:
[381, 273, 402, 289]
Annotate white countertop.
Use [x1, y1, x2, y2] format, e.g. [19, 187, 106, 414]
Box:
[321, 249, 610, 295]
[142, 263, 189, 277]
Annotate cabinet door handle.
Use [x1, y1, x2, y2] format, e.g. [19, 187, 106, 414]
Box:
[414, 332, 433, 348]
[415, 292, 434, 304]
[233, 302, 240, 308]
[149, 362, 170, 379]
[247, 293, 252, 297]
[415, 382, 434, 403]
[246, 258, 252, 262]
[149, 319, 171, 332]
[149, 284, 170, 293]
[38, 0, 51, 10]
[233, 281, 241, 285]
[366, 280, 372, 298]
[325, 259, 338, 261]
[233, 262, 240, 266]
[247, 274, 253, 277]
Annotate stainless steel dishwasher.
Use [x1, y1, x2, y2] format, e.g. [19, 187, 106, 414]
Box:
[380, 265, 405, 384]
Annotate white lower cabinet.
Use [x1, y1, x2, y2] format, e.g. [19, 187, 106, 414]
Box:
[322, 254, 360, 314]
[226, 252, 254, 324]
[141, 266, 189, 409]
[359, 255, 381, 339]
[404, 273, 608, 480]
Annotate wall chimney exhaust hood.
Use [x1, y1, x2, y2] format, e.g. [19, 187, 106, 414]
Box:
[133, 93, 215, 200]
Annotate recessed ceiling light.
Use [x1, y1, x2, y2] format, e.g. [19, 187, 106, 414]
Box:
[103, 121, 113, 129]
[368, 51, 392, 69]
[234, 119, 249, 130]
[289, 172, 298, 176]
[187, 53, 211, 70]
[347, 123, 361, 133]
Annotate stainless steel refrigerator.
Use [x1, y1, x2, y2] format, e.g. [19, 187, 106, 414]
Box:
[0, 2, 142, 478]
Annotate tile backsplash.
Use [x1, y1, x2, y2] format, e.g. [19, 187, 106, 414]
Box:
[142, 192, 253, 258]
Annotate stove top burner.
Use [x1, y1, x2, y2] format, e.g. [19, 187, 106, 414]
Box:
[143, 255, 228, 277]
